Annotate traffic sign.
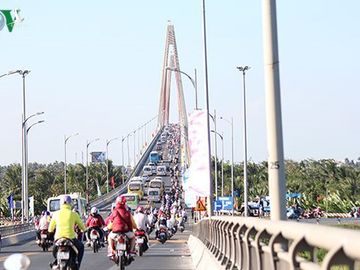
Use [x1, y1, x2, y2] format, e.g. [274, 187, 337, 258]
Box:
[214, 200, 223, 211]
[218, 196, 233, 210]
[195, 197, 207, 211]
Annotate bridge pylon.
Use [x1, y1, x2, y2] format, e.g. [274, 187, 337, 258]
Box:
[157, 22, 190, 168]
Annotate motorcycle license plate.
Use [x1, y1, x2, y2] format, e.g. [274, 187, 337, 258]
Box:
[116, 243, 126, 250]
[41, 234, 47, 239]
[90, 234, 98, 240]
[136, 238, 144, 244]
[57, 251, 70, 260]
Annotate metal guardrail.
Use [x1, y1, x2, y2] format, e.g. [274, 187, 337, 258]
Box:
[192, 216, 360, 270]
[0, 223, 34, 237]
[90, 128, 163, 209]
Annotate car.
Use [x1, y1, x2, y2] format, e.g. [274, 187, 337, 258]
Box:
[148, 162, 157, 174]
[156, 165, 167, 176]
[143, 166, 153, 176]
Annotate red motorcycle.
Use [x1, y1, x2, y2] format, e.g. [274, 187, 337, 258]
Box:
[134, 229, 147, 256]
[39, 229, 52, 252]
[111, 233, 133, 270]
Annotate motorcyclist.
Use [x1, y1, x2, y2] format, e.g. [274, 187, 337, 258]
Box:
[180, 207, 187, 222]
[107, 195, 137, 258]
[155, 211, 167, 239]
[133, 206, 150, 250]
[85, 206, 105, 247]
[36, 210, 51, 245]
[48, 195, 86, 269]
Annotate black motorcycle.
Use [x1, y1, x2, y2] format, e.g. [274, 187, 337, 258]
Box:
[39, 229, 52, 252]
[51, 238, 79, 270]
[89, 228, 101, 253]
[158, 226, 168, 244]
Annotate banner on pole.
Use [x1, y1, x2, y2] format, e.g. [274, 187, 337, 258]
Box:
[186, 109, 211, 199]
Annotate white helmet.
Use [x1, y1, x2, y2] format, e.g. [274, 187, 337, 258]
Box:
[90, 207, 98, 215]
[111, 202, 116, 210]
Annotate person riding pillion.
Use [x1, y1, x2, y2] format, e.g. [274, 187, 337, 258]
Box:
[85, 206, 105, 246]
[48, 195, 86, 268]
[107, 195, 137, 257]
[133, 206, 150, 250]
[36, 210, 51, 244]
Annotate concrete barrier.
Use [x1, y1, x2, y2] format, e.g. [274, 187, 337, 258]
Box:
[188, 235, 224, 270]
[1, 230, 36, 247]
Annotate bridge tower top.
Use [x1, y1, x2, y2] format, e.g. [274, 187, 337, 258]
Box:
[157, 22, 190, 167]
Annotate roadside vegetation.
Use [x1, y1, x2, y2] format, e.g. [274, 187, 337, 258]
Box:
[0, 158, 359, 217]
[212, 158, 360, 213]
[0, 161, 124, 216]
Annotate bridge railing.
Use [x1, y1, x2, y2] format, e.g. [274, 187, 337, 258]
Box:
[0, 223, 34, 237]
[90, 127, 163, 209]
[192, 216, 360, 270]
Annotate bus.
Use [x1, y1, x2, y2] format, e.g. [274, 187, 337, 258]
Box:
[127, 180, 144, 199]
[148, 178, 164, 200]
[121, 193, 140, 211]
[47, 193, 87, 220]
[149, 151, 161, 164]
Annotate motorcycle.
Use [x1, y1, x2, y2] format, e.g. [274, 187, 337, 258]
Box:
[158, 225, 168, 244]
[52, 238, 79, 270]
[111, 233, 133, 270]
[39, 229, 52, 251]
[178, 219, 185, 233]
[134, 229, 147, 256]
[103, 227, 109, 244]
[89, 228, 101, 253]
[147, 214, 157, 235]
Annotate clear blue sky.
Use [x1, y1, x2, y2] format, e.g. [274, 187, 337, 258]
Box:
[1, 0, 359, 165]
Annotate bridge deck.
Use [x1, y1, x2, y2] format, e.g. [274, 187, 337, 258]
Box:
[0, 227, 195, 270]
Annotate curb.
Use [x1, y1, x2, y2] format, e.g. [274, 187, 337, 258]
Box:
[188, 235, 225, 270]
[1, 230, 36, 247]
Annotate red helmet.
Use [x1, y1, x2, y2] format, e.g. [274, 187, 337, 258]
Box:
[116, 195, 126, 205]
[136, 206, 144, 213]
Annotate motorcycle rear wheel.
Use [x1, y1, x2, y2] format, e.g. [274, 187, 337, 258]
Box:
[119, 255, 125, 270]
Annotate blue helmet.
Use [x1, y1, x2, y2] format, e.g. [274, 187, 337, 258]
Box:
[60, 195, 72, 205]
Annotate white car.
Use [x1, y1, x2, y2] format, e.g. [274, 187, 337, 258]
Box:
[143, 166, 153, 176]
[156, 165, 167, 176]
[148, 162, 157, 174]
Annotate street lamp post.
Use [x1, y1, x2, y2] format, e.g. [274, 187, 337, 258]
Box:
[237, 65, 250, 217]
[127, 133, 131, 167]
[86, 138, 99, 204]
[25, 118, 44, 220]
[263, 0, 287, 220]
[167, 67, 198, 110]
[121, 136, 125, 172]
[133, 130, 136, 166]
[64, 133, 79, 194]
[201, 0, 213, 217]
[220, 116, 234, 215]
[209, 111, 218, 200]
[211, 130, 224, 198]
[106, 137, 120, 193]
